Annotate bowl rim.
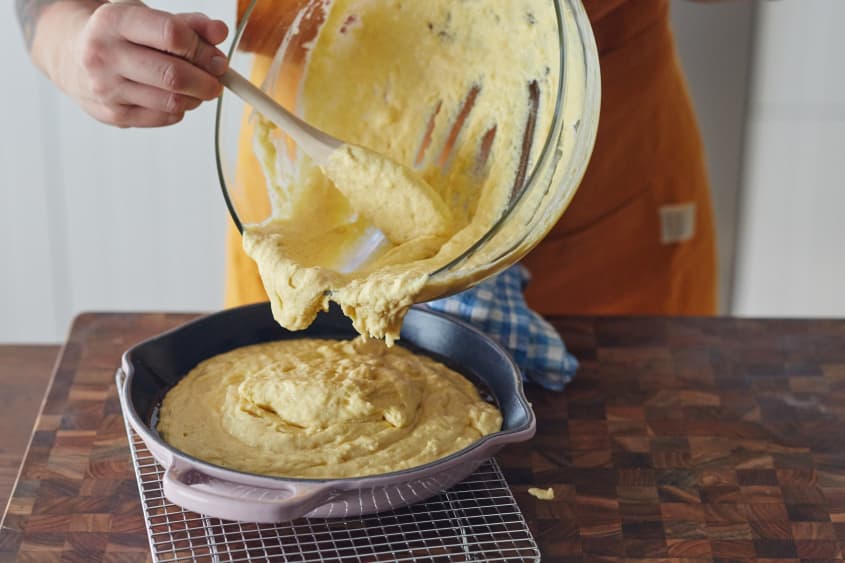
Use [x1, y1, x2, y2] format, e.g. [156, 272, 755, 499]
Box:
[119, 303, 537, 488]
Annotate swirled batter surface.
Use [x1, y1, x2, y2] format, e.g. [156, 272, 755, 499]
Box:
[157, 338, 502, 478]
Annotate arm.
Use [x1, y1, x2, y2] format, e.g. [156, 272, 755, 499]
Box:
[16, 0, 229, 128]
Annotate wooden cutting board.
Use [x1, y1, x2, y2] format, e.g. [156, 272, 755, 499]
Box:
[3, 312, 845, 561]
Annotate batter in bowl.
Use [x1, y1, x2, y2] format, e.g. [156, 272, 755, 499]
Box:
[243, 0, 563, 343]
[157, 337, 502, 479]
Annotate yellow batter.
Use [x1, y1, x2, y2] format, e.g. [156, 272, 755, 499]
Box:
[528, 487, 555, 500]
[323, 144, 455, 245]
[243, 0, 562, 343]
[157, 337, 502, 479]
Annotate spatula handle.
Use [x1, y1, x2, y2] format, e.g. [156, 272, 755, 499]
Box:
[220, 69, 339, 165]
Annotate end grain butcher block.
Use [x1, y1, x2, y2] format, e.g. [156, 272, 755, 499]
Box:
[3, 312, 845, 561]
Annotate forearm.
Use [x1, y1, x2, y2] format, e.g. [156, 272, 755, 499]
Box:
[17, 0, 101, 80]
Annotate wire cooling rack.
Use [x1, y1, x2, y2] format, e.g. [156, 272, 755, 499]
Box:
[124, 423, 540, 562]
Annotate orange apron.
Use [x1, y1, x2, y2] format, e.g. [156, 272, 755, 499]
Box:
[224, 0, 717, 316]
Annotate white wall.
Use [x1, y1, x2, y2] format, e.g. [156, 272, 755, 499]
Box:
[1, 26, 60, 343]
[733, 0, 845, 317]
[670, 0, 755, 313]
[1, 0, 234, 342]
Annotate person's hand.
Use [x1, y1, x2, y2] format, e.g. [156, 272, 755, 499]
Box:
[34, 2, 229, 128]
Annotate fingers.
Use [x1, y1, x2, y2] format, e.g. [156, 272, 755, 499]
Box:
[176, 12, 229, 46]
[83, 100, 185, 128]
[93, 4, 228, 78]
[86, 71, 203, 114]
[116, 81, 203, 114]
[176, 13, 229, 75]
[76, 4, 229, 128]
[115, 42, 222, 101]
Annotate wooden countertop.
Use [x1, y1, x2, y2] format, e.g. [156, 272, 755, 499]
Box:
[0, 346, 57, 514]
[2, 313, 845, 561]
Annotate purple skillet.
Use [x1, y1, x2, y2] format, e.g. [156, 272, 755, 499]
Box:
[117, 303, 536, 523]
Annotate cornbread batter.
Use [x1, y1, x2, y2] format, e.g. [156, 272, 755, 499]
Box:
[243, 0, 562, 342]
[528, 487, 555, 500]
[323, 145, 455, 245]
[157, 337, 502, 478]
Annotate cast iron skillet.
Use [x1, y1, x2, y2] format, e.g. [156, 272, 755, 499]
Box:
[117, 303, 535, 523]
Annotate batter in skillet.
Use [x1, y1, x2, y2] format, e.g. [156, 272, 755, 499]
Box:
[157, 337, 502, 478]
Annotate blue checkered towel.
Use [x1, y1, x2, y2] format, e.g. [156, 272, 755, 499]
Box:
[425, 264, 578, 391]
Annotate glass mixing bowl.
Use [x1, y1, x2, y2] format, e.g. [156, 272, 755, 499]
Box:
[215, 0, 600, 301]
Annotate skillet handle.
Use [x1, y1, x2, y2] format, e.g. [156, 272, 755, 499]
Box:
[162, 466, 338, 523]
